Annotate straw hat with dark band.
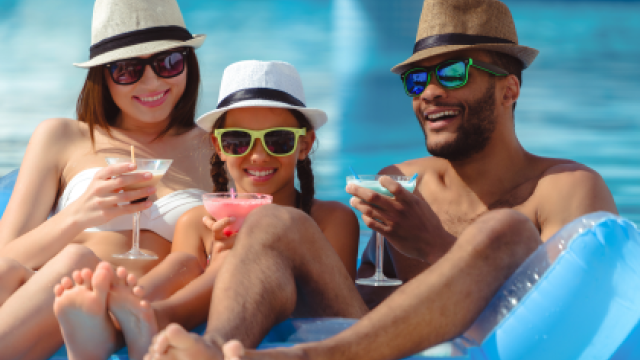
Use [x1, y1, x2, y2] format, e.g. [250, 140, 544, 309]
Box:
[391, 0, 539, 74]
[74, 0, 205, 68]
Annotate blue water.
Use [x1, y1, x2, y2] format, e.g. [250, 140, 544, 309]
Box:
[0, 0, 639, 253]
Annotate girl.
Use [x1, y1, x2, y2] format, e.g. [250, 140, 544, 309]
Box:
[0, 0, 212, 359]
[54, 60, 360, 360]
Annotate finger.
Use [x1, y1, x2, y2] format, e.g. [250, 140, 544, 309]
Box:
[212, 217, 235, 232]
[222, 340, 245, 360]
[379, 175, 414, 199]
[352, 199, 389, 224]
[105, 199, 154, 217]
[103, 172, 154, 193]
[361, 213, 390, 234]
[346, 184, 394, 210]
[202, 216, 216, 230]
[112, 186, 157, 203]
[95, 162, 137, 180]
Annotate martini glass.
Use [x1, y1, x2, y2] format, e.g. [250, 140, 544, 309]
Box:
[202, 193, 273, 238]
[105, 157, 173, 260]
[347, 175, 416, 286]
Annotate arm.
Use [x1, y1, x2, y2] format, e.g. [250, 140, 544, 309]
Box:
[537, 164, 618, 241]
[314, 201, 360, 280]
[0, 118, 155, 268]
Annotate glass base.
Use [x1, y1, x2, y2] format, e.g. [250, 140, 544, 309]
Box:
[356, 275, 402, 287]
[112, 249, 158, 260]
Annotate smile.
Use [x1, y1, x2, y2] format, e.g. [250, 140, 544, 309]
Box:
[426, 110, 460, 121]
[246, 169, 276, 177]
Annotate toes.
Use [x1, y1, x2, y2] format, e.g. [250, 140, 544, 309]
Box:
[80, 269, 93, 289]
[92, 263, 114, 295]
[61, 276, 74, 290]
[126, 272, 138, 287]
[116, 266, 128, 283]
[72, 270, 83, 285]
[133, 285, 145, 298]
[53, 284, 64, 297]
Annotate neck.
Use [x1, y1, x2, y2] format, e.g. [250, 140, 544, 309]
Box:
[115, 113, 174, 139]
[445, 131, 531, 205]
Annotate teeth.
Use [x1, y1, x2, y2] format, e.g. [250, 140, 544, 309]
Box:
[247, 169, 275, 177]
[427, 110, 459, 120]
[139, 92, 165, 102]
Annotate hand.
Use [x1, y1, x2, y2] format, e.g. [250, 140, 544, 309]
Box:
[202, 215, 238, 255]
[346, 175, 454, 263]
[65, 163, 156, 229]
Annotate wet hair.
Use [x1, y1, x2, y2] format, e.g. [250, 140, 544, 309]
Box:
[210, 108, 315, 215]
[489, 51, 524, 113]
[76, 47, 201, 145]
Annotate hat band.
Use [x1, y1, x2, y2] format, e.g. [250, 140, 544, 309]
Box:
[217, 88, 305, 109]
[413, 33, 515, 54]
[90, 25, 194, 60]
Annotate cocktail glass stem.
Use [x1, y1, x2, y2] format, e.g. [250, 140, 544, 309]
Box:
[113, 210, 158, 260]
[356, 232, 402, 286]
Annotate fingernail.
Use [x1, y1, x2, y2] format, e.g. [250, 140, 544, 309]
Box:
[346, 184, 352, 192]
[229, 216, 236, 222]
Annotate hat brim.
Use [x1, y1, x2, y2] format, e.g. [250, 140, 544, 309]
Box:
[390, 43, 539, 74]
[196, 100, 328, 133]
[73, 34, 206, 68]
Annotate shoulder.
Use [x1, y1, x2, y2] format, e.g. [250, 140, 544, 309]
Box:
[310, 199, 358, 232]
[378, 156, 442, 177]
[31, 118, 85, 144]
[535, 158, 617, 240]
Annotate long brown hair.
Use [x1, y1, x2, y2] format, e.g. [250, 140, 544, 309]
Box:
[76, 48, 201, 144]
[210, 109, 316, 214]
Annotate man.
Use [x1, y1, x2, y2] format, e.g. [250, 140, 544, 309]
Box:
[144, 0, 617, 359]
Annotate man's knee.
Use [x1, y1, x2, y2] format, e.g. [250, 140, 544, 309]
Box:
[242, 205, 315, 239]
[469, 209, 541, 260]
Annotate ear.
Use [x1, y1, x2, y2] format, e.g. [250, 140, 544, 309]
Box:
[297, 130, 316, 161]
[501, 74, 520, 107]
[211, 134, 227, 161]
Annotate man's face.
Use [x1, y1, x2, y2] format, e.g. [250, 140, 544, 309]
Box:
[410, 50, 498, 162]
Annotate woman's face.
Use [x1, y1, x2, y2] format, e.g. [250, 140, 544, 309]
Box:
[105, 50, 187, 131]
[213, 107, 315, 196]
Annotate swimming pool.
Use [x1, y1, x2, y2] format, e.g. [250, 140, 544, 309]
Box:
[0, 0, 639, 252]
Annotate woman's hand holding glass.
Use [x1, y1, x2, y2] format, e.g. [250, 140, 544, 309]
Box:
[66, 162, 155, 230]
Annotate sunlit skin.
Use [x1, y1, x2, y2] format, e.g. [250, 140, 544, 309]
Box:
[106, 55, 187, 135]
[213, 107, 315, 205]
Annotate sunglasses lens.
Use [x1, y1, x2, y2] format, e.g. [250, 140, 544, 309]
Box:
[221, 131, 252, 156]
[437, 61, 467, 88]
[109, 60, 144, 85]
[153, 51, 186, 78]
[404, 70, 429, 96]
[264, 130, 296, 155]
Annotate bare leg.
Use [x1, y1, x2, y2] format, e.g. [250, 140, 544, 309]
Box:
[137, 252, 204, 302]
[0, 244, 101, 360]
[144, 209, 540, 360]
[53, 262, 118, 360]
[203, 204, 368, 347]
[0, 257, 35, 306]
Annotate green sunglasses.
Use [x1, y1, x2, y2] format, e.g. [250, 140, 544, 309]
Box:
[401, 58, 509, 97]
[214, 127, 307, 157]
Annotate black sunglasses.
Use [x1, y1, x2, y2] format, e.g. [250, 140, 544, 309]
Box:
[105, 48, 189, 85]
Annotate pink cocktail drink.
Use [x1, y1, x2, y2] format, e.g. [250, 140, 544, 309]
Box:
[203, 193, 273, 236]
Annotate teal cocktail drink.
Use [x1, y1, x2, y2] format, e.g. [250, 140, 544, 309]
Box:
[347, 175, 416, 286]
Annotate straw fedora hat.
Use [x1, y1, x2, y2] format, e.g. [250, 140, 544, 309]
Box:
[196, 60, 328, 132]
[391, 0, 539, 74]
[74, 0, 205, 68]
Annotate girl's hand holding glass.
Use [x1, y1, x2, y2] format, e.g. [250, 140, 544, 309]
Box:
[202, 214, 237, 261]
[66, 162, 155, 230]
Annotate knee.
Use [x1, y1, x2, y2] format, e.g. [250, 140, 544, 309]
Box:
[468, 209, 541, 259]
[0, 257, 32, 281]
[240, 204, 317, 247]
[55, 244, 100, 270]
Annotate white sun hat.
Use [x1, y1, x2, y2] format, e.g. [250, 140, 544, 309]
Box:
[196, 60, 328, 132]
[74, 0, 206, 68]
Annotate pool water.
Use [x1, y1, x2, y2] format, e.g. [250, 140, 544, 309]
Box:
[0, 0, 639, 255]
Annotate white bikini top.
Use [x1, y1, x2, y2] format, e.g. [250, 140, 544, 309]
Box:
[52, 168, 206, 241]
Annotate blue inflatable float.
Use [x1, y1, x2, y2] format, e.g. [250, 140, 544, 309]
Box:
[0, 171, 638, 360]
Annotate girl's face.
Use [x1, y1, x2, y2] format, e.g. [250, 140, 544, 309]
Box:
[106, 51, 187, 131]
[213, 107, 315, 196]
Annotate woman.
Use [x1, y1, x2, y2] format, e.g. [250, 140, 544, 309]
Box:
[0, 0, 212, 358]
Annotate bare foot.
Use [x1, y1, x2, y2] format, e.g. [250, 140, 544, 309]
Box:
[144, 323, 223, 360]
[109, 266, 158, 360]
[143, 324, 308, 360]
[53, 262, 118, 360]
